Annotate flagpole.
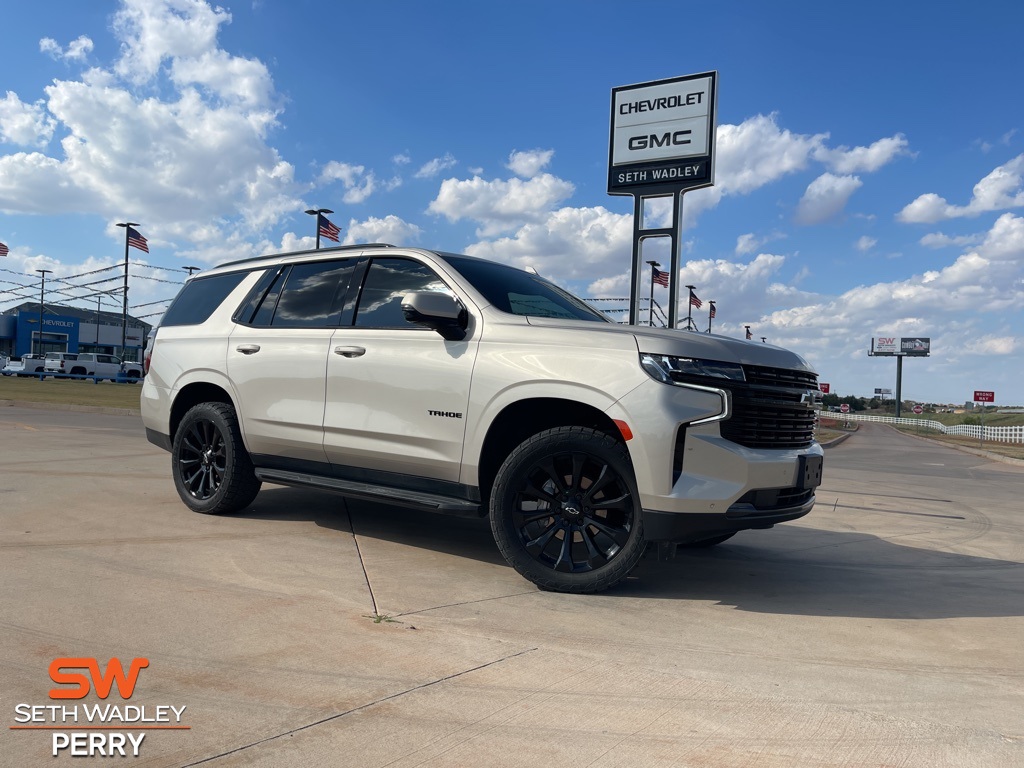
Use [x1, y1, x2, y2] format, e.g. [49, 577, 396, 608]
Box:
[305, 207, 334, 250]
[708, 301, 715, 334]
[645, 260, 660, 327]
[685, 284, 695, 329]
[115, 222, 138, 358]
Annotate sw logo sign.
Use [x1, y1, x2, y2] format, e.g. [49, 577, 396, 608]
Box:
[49, 657, 149, 700]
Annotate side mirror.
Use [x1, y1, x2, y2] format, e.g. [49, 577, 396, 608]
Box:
[401, 291, 468, 340]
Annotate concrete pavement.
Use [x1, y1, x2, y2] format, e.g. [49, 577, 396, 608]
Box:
[1, 411, 1021, 766]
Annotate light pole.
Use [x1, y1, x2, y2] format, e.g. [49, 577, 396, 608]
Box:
[183, 266, 200, 276]
[645, 260, 660, 327]
[707, 300, 715, 334]
[305, 208, 334, 250]
[35, 269, 52, 356]
[115, 222, 139, 358]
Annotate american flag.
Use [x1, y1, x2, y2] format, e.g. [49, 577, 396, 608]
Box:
[689, 290, 702, 309]
[319, 213, 341, 243]
[709, 301, 716, 319]
[746, 327, 753, 340]
[127, 227, 149, 253]
[652, 266, 669, 287]
[0, 241, 8, 257]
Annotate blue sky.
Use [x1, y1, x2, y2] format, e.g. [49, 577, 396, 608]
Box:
[1, 0, 1022, 404]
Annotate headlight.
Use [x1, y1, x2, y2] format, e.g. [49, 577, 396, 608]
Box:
[640, 354, 745, 385]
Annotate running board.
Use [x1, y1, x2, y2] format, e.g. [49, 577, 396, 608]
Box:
[254, 468, 482, 517]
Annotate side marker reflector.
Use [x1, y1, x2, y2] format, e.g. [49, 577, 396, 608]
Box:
[613, 419, 633, 441]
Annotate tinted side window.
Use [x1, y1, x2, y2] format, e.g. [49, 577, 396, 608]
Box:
[270, 260, 358, 328]
[161, 272, 248, 327]
[354, 258, 450, 328]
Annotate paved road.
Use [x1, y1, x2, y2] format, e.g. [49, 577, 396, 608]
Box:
[1, 410, 1021, 766]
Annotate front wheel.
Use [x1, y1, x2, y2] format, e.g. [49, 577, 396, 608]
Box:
[490, 427, 645, 593]
[172, 402, 261, 514]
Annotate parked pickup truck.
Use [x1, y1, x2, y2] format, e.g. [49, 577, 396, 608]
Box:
[4, 354, 48, 376]
[44, 352, 143, 381]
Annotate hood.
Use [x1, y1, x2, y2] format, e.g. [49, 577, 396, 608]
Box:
[629, 326, 815, 371]
[524, 316, 815, 373]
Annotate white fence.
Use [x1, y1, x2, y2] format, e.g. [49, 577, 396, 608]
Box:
[816, 410, 1024, 444]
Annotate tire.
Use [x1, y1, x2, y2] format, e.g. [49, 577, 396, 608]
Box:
[71, 367, 86, 376]
[172, 402, 261, 515]
[681, 532, 736, 548]
[490, 426, 645, 593]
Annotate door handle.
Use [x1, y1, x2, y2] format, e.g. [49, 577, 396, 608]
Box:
[236, 344, 261, 355]
[334, 345, 366, 358]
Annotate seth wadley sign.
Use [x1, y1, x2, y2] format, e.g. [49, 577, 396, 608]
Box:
[608, 73, 717, 194]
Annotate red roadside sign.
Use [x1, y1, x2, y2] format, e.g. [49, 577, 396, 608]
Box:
[974, 390, 995, 403]
[913, 405, 923, 414]
[839, 403, 850, 414]
[820, 382, 830, 394]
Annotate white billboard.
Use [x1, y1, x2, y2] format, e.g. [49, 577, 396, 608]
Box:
[871, 337, 899, 355]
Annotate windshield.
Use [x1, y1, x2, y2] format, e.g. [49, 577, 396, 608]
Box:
[440, 254, 609, 323]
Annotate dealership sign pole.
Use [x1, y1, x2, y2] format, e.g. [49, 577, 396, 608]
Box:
[608, 72, 717, 328]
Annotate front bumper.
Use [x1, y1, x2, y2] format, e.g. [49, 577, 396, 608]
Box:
[643, 490, 816, 542]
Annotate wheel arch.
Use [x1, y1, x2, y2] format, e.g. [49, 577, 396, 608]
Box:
[474, 397, 623, 509]
[170, 382, 236, 445]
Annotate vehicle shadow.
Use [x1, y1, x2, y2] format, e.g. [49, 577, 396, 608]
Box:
[239, 487, 1023, 620]
[238, 486, 506, 566]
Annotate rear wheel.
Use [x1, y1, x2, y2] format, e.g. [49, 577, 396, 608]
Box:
[490, 427, 645, 593]
[172, 402, 261, 514]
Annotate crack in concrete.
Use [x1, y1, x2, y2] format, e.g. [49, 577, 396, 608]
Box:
[396, 590, 538, 618]
[179, 647, 538, 766]
[345, 504, 379, 617]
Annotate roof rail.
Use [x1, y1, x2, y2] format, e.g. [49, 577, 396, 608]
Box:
[215, 243, 397, 270]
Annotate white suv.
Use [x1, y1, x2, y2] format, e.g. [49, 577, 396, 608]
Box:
[142, 245, 823, 593]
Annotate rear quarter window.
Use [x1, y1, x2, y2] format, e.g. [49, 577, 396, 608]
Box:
[160, 272, 248, 327]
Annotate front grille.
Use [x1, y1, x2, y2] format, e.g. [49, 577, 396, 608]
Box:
[718, 365, 818, 449]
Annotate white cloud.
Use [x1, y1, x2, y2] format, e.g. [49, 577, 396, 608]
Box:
[679, 113, 828, 225]
[898, 154, 1024, 223]
[0, 92, 56, 148]
[465, 205, 631, 280]
[736, 231, 785, 255]
[855, 236, 877, 252]
[974, 212, 1024, 261]
[813, 134, 910, 173]
[795, 173, 863, 225]
[319, 161, 376, 204]
[507, 149, 554, 178]
[40, 35, 95, 62]
[113, 0, 227, 83]
[736, 233, 759, 255]
[342, 215, 421, 246]
[0, 0, 301, 243]
[919, 231, 984, 249]
[414, 153, 456, 179]
[714, 113, 827, 196]
[428, 173, 575, 237]
[392, 153, 411, 165]
[586, 253, 797, 314]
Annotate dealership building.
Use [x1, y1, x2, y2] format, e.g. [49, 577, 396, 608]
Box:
[0, 302, 152, 362]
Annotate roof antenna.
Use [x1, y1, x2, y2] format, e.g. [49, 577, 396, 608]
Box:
[525, 266, 540, 275]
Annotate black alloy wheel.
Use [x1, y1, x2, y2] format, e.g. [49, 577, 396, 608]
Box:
[491, 427, 645, 593]
[172, 402, 260, 515]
